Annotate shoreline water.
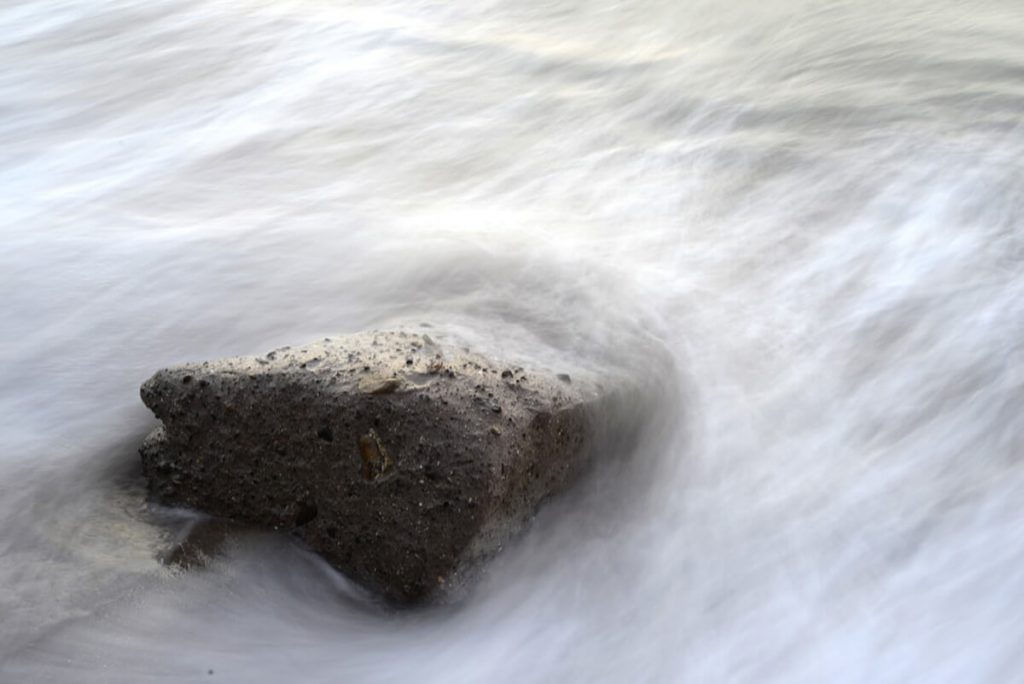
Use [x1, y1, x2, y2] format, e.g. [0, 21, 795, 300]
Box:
[3, 0, 1024, 680]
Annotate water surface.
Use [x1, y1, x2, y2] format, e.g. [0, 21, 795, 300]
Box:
[2, 0, 1024, 681]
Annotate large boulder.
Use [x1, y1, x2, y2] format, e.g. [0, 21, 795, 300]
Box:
[139, 329, 640, 604]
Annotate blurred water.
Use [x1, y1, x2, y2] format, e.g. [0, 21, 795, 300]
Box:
[3, 0, 1024, 681]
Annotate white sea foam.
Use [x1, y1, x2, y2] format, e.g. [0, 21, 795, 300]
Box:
[2, 0, 1023, 681]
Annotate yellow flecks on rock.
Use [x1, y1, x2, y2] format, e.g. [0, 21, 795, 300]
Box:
[359, 429, 393, 481]
[358, 375, 402, 395]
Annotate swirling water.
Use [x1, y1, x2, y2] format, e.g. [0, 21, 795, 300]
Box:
[2, 0, 1024, 681]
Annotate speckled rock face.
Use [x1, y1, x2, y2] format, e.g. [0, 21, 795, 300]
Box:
[139, 330, 625, 604]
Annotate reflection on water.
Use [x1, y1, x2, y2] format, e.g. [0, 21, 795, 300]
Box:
[2, 0, 1024, 681]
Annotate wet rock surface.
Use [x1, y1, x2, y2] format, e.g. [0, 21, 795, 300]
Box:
[139, 329, 638, 604]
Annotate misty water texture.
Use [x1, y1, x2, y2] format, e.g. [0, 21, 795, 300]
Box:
[2, 0, 1024, 681]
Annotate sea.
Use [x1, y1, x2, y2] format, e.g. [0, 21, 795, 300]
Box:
[2, 0, 1024, 681]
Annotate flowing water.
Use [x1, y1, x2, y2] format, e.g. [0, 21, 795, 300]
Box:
[3, 0, 1024, 681]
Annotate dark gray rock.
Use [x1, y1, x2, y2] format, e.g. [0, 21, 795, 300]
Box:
[139, 329, 638, 604]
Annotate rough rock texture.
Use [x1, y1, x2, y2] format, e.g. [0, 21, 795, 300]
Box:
[139, 329, 634, 603]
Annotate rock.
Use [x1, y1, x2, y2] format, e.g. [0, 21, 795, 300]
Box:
[139, 329, 638, 604]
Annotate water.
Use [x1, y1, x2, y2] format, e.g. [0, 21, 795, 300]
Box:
[3, 0, 1024, 680]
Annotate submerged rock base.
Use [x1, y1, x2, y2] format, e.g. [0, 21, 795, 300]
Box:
[140, 329, 636, 604]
